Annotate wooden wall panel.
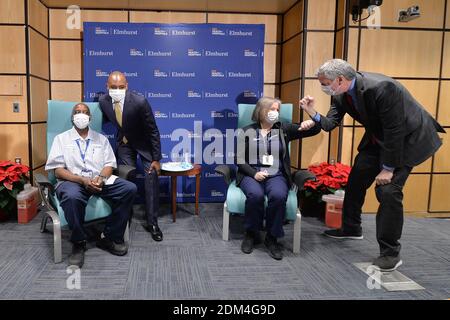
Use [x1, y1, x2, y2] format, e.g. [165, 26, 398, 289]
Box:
[263, 84, 279, 98]
[335, 29, 344, 59]
[303, 80, 332, 116]
[443, 33, 450, 78]
[402, 174, 431, 212]
[280, 80, 300, 121]
[304, 32, 334, 77]
[0, 26, 26, 73]
[281, 34, 302, 82]
[0, 124, 29, 165]
[438, 80, 450, 126]
[264, 44, 280, 83]
[307, 0, 336, 30]
[347, 28, 359, 67]
[51, 82, 83, 102]
[281, 80, 301, 168]
[31, 123, 46, 168]
[447, 2, 450, 29]
[28, 0, 49, 36]
[29, 77, 49, 122]
[0, 0, 25, 23]
[301, 131, 329, 168]
[50, 40, 82, 80]
[336, 0, 346, 31]
[29, 29, 49, 79]
[340, 128, 353, 166]
[283, 1, 302, 41]
[49, 9, 128, 39]
[0, 76, 27, 122]
[358, 29, 442, 78]
[430, 174, 450, 211]
[433, 133, 450, 172]
[376, 0, 444, 29]
[130, 11, 206, 24]
[397, 80, 439, 118]
[207, 13, 281, 43]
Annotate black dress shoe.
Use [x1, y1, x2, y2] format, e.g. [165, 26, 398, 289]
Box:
[323, 228, 363, 240]
[264, 234, 283, 260]
[144, 224, 163, 241]
[68, 241, 86, 268]
[96, 237, 128, 256]
[241, 231, 261, 254]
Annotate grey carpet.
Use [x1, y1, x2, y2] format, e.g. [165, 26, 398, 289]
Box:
[0, 203, 449, 300]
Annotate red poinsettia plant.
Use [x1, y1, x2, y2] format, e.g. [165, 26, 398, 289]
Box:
[303, 162, 352, 202]
[0, 160, 30, 217]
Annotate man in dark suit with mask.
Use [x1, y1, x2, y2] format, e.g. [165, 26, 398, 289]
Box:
[300, 59, 445, 272]
[99, 71, 163, 241]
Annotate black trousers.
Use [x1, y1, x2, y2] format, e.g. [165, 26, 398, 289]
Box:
[342, 146, 412, 257]
[117, 143, 160, 225]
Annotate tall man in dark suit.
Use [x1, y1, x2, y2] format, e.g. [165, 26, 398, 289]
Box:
[300, 59, 445, 272]
[99, 71, 163, 241]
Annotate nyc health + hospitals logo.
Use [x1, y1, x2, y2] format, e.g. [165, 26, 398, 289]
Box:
[244, 49, 258, 57]
[95, 27, 109, 35]
[130, 48, 144, 56]
[187, 49, 202, 57]
[95, 69, 109, 77]
[211, 27, 226, 36]
[153, 69, 169, 78]
[154, 27, 169, 36]
[211, 69, 226, 78]
[188, 90, 202, 98]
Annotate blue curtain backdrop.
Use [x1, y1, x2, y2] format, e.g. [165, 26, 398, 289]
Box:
[83, 22, 264, 203]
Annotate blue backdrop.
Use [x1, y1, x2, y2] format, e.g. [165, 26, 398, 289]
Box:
[83, 22, 264, 203]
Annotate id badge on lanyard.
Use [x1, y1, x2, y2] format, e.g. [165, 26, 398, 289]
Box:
[76, 139, 92, 178]
[262, 154, 274, 166]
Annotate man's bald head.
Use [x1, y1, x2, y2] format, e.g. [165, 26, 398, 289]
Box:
[107, 71, 128, 90]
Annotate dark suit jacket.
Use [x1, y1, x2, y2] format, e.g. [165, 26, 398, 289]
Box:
[99, 90, 162, 162]
[236, 121, 321, 187]
[318, 72, 445, 168]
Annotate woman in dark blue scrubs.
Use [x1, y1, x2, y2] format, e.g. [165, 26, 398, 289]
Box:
[236, 97, 321, 260]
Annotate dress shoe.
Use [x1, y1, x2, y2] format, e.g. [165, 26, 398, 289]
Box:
[96, 237, 128, 256]
[323, 228, 363, 240]
[68, 241, 86, 268]
[264, 234, 283, 260]
[144, 224, 163, 241]
[241, 231, 261, 254]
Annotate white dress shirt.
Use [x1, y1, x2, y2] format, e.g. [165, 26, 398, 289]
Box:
[45, 127, 117, 187]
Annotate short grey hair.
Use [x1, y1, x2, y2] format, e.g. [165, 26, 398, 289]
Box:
[72, 103, 91, 115]
[316, 59, 356, 81]
[251, 96, 282, 123]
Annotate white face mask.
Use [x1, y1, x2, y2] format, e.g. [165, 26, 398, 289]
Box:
[109, 89, 126, 102]
[73, 113, 90, 130]
[321, 78, 342, 96]
[266, 110, 279, 124]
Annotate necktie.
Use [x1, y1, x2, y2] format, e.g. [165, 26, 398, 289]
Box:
[114, 101, 128, 144]
[345, 93, 376, 145]
[345, 93, 358, 116]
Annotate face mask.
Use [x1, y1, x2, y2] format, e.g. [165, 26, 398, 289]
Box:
[109, 89, 126, 102]
[266, 110, 279, 124]
[321, 78, 342, 96]
[73, 113, 90, 130]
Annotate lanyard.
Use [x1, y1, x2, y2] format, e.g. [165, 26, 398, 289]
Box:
[75, 139, 90, 163]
